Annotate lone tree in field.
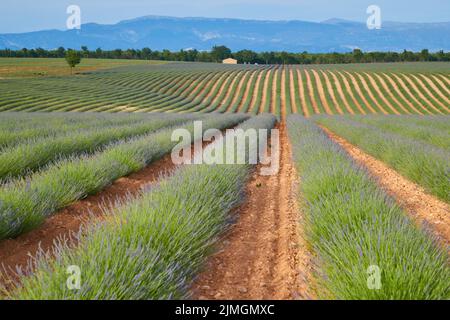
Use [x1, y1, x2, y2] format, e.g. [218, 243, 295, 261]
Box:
[65, 50, 81, 74]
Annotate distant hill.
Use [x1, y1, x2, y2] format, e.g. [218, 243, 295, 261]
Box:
[1, 15, 449, 53]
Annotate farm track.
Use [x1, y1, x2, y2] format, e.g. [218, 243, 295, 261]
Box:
[190, 123, 314, 300]
[321, 126, 450, 247]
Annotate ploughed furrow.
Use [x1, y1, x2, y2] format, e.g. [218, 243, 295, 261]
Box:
[418, 74, 450, 105]
[321, 127, 450, 247]
[371, 72, 411, 114]
[248, 69, 265, 113]
[354, 72, 389, 114]
[389, 73, 434, 115]
[310, 69, 333, 114]
[0, 153, 179, 287]
[336, 71, 366, 114]
[216, 71, 244, 112]
[380, 73, 423, 115]
[271, 67, 279, 114]
[296, 69, 310, 117]
[191, 123, 314, 300]
[259, 68, 273, 114]
[303, 69, 320, 114]
[399, 73, 444, 114]
[328, 71, 354, 114]
[280, 67, 287, 118]
[237, 70, 257, 112]
[320, 70, 344, 114]
[343, 71, 376, 114]
[405, 74, 450, 113]
[362, 72, 400, 114]
[288, 68, 298, 114]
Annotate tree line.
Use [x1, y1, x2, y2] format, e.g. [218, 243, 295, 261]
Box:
[1, 46, 449, 65]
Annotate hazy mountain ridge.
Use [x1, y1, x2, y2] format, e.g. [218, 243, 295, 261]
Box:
[1, 15, 449, 52]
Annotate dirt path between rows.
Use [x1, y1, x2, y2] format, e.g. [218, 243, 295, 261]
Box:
[388, 73, 431, 115]
[248, 69, 264, 113]
[362, 72, 399, 115]
[259, 69, 272, 114]
[321, 126, 450, 247]
[320, 70, 344, 114]
[343, 71, 376, 114]
[431, 74, 450, 95]
[372, 73, 411, 114]
[0, 133, 227, 289]
[0, 154, 178, 288]
[296, 69, 309, 117]
[380, 73, 422, 115]
[190, 123, 315, 300]
[227, 71, 249, 112]
[410, 74, 449, 112]
[288, 68, 298, 114]
[237, 70, 256, 112]
[328, 71, 354, 114]
[336, 71, 366, 114]
[400, 74, 443, 114]
[354, 72, 388, 114]
[418, 74, 450, 105]
[310, 69, 333, 115]
[304, 70, 320, 114]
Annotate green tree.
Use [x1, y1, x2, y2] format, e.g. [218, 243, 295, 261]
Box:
[211, 45, 231, 62]
[65, 50, 81, 74]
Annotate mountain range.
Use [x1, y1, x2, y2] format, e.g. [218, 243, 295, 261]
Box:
[1, 15, 449, 53]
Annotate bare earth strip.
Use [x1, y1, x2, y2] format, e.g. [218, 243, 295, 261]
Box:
[434, 74, 450, 89]
[400, 74, 443, 114]
[409, 74, 449, 112]
[320, 70, 344, 114]
[304, 70, 320, 114]
[0, 152, 180, 288]
[328, 71, 354, 114]
[237, 70, 257, 112]
[248, 69, 264, 113]
[271, 68, 279, 114]
[418, 74, 450, 105]
[404, 74, 449, 113]
[372, 73, 411, 114]
[259, 69, 272, 114]
[321, 126, 450, 248]
[354, 72, 388, 114]
[343, 71, 377, 114]
[310, 69, 333, 114]
[280, 67, 287, 118]
[227, 71, 249, 112]
[336, 71, 366, 114]
[216, 71, 243, 112]
[296, 69, 309, 117]
[388, 73, 432, 115]
[380, 73, 423, 115]
[289, 68, 298, 114]
[431, 74, 450, 96]
[363, 72, 399, 114]
[190, 123, 315, 300]
[201, 71, 230, 105]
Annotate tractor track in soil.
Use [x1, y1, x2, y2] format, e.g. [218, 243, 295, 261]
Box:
[190, 123, 314, 300]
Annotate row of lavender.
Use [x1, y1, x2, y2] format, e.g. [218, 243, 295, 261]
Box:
[287, 115, 448, 299]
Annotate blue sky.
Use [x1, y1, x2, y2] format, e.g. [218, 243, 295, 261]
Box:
[1, 0, 449, 33]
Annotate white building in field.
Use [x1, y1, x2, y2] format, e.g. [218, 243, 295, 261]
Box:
[222, 58, 238, 64]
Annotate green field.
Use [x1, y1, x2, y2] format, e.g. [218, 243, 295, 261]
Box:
[0, 58, 161, 78]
